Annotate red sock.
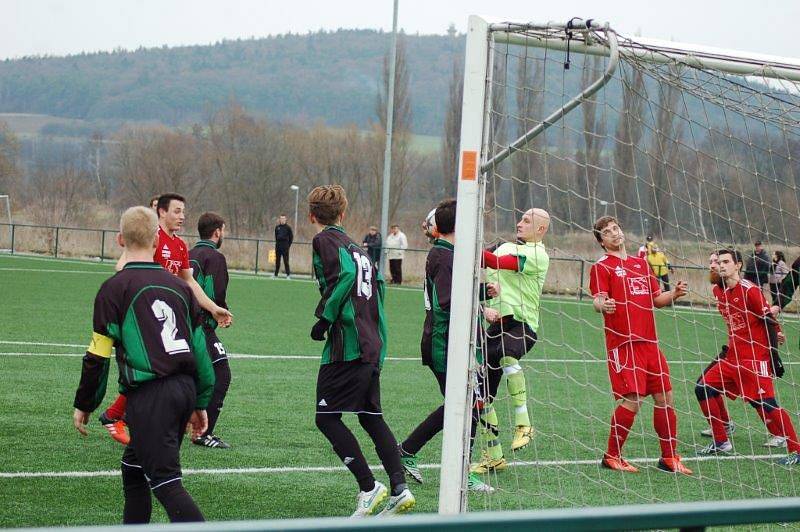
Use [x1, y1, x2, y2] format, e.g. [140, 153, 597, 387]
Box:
[714, 395, 730, 424]
[699, 399, 728, 442]
[606, 405, 636, 458]
[654, 405, 678, 458]
[105, 394, 127, 420]
[768, 408, 800, 453]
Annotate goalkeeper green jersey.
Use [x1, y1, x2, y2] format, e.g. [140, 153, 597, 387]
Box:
[312, 226, 388, 366]
[485, 240, 549, 331]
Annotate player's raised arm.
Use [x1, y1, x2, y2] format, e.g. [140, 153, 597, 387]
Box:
[653, 280, 688, 308]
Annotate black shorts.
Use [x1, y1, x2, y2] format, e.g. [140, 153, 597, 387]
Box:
[121, 374, 196, 489]
[316, 360, 382, 415]
[203, 326, 228, 364]
[484, 317, 537, 364]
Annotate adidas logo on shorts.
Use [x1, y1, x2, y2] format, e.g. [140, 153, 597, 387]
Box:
[318, 399, 328, 407]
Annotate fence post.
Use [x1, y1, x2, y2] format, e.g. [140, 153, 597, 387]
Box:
[100, 230, 106, 262]
[578, 259, 585, 301]
[254, 240, 260, 275]
[10, 224, 14, 254]
[54, 226, 60, 258]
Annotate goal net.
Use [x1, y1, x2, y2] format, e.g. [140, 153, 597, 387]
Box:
[441, 16, 800, 514]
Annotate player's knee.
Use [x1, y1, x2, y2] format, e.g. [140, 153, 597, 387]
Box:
[750, 397, 779, 413]
[315, 412, 341, 432]
[214, 361, 231, 393]
[121, 464, 148, 493]
[501, 356, 522, 376]
[695, 383, 719, 402]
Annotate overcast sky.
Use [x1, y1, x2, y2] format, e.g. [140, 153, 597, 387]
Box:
[3, 0, 799, 61]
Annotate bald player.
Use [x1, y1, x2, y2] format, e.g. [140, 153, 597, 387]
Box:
[472, 208, 551, 474]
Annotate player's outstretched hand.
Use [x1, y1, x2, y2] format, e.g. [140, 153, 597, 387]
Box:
[601, 297, 616, 314]
[188, 410, 208, 440]
[310, 318, 330, 341]
[673, 280, 688, 299]
[73, 408, 90, 436]
[213, 306, 233, 328]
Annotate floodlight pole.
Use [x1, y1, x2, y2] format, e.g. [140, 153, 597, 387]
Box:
[379, 0, 398, 272]
[290, 185, 300, 234]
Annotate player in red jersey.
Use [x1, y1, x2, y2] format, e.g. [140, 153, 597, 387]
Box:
[99, 194, 233, 444]
[589, 216, 692, 475]
[695, 249, 800, 465]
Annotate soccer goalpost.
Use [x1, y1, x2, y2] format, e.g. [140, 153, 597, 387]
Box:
[442, 16, 800, 514]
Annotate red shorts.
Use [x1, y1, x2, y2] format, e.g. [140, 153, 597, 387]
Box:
[607, 341, 672, 399]
[699, 358, 774, 402]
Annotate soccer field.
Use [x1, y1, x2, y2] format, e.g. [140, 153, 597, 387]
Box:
[2, 254, 800, 528]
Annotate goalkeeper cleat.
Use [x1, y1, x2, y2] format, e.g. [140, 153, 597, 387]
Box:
[351, 481, 388, 518]
[658, 456, 693, 475]
[193, 434, 230, 449]
[601, 454, 639, 473]
[701, 421, 735, 438]
[511, 425, 533, 451]
[467, 472, 495, 493]
[98, 412, 130, 446]
[470, 452, 508, 474]
[400, 454, 423, 484]
[764, 435, 787, 448]
[697, 440, 733, 455]
[377, 488, 416, 516]
[778, 452, 800, 466]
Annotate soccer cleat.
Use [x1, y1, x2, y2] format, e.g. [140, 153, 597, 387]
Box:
[377, 488, 416, 516]
[778, 452, 800, 466]
[701, 421, 735, 438]
[601, 454, 639, 473]
[511, 425, 534, 451]
[400, 454, 423, 484]
[697, 440, 733, 455]
[658, 456, 693, 475]
[351, 481, 388, 517]
[764, 435, 788, 448]
[98, 412, 130, 446]
[193, 434, 230, 449]
[470, 452, 508, 474]
[467, 472, 495, 493]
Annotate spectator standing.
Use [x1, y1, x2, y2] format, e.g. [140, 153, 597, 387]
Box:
[646, 244, 673, 292]
[769, 250, 790, 305]
[744, 241, 771, 289]
[274, 214, 294, 279]
[637, 235, 654, 259]
[362, 226, 382, 267]
[385, 224, 408, 284]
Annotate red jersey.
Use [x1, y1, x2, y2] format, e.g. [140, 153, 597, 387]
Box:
[712, 279, 776, 362]
[155, 226, 190, 276]
[589, 253, 662, 350]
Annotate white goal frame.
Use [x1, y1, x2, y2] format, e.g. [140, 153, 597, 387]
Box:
[440, 14, 800, 515]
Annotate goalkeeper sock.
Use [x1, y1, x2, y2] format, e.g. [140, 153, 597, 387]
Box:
[699, 398, 728, 442]
[653, 405, 678, 458]
[606, 405, 636, 458]
[105, 394, 127, 420]
[502, 356, 530, 427]
[480, 405, 503, 460]
[714, 395, 731, 425]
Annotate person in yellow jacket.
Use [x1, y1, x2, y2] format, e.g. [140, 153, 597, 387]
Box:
[647, 245, 673, 291]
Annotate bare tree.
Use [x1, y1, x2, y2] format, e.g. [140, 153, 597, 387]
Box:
[511, 52, 545, 223]
[577, 55, 608, 223]
[441, 54, 463, 198]
[612, 65, 645, 231]
[0, 121, 19, 195]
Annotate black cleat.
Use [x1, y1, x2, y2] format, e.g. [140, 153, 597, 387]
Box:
[193, 434, 231, 449]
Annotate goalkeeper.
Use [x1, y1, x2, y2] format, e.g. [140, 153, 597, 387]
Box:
[472, 208, 550, 474]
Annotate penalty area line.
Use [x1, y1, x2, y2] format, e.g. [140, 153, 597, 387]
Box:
[0, 453, 789, 479]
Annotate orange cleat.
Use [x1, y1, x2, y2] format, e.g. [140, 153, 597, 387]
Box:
[99, 412, 130, 445]
[601, 454, 639, 473]
[658, 456, 693, 475]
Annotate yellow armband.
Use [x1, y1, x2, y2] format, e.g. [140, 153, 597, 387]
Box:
[87, 332, 113, 358]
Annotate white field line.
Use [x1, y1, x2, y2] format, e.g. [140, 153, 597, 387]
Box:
[0, 453, 790, 479]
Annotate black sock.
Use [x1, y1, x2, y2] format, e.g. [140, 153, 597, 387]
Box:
[358, 414, 405, 493]
[402, 404, 444, 456]
[205, 360, 231, 436]
[152, 480, 204, 523]
[316, 413, 375, 492]
[121, 465, 151, 524]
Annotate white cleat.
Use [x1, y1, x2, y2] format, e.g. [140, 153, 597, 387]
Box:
[351, 481, 388, 518]
[764, 435, 788, 448]
[377, 488, 416, 516]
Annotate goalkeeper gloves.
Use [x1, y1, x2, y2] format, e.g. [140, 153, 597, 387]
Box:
[771, 350, 785, 379]
[310, 318, 331, 341]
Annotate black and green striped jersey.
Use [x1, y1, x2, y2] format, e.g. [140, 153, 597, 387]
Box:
[189, 240, 229, 330]
[312, 226, 387, 366]
[421, 239, 453, 372]
[73, 262, 215, 413]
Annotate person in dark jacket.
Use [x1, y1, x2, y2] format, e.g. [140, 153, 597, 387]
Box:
[744, 240, 770, 288]
[274, 214, 294, 278]
[362, 226, 382, 266]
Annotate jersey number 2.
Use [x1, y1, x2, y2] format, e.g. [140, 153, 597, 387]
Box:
[151, 299, 191, 355]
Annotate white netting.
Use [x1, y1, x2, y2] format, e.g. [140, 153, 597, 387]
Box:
[466, 22, 800, 511]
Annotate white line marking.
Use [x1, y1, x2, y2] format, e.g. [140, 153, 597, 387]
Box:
[0, 267, 111, 275]
[0, 453, 790, 479]
[0, 340, 85, 348]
